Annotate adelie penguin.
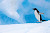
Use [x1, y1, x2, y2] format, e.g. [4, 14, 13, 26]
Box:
[33, 8, 46, 23]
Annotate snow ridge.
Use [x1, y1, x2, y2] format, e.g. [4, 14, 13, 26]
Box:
[0, 20, 50, 33]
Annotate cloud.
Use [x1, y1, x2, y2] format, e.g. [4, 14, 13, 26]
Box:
[0, 0, 26, 23]
[28, 0, 49, 7]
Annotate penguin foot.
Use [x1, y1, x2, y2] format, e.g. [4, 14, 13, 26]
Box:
[37, 21, 42, 23]
[40, 22, 42, 23]
[37, 21, 39, 22]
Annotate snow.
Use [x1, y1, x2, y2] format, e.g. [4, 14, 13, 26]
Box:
[0, 20, 50, 33]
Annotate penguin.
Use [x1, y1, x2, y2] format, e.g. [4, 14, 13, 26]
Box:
[33, 8, 46, 23]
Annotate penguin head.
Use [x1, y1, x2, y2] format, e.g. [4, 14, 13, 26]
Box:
[33, 8, 37, 10]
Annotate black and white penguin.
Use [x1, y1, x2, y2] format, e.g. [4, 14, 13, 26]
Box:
[33, 8, 46, 23]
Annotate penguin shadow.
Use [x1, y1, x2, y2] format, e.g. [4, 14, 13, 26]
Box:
[35, 20, 48, 23]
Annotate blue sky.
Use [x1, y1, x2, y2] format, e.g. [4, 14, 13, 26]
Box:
[0, 0, 50, 24]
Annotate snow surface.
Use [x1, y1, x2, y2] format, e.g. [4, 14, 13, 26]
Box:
[0, 20, 50, 33]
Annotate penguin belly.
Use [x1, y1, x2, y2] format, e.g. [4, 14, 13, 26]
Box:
[34, 10, 40, 21]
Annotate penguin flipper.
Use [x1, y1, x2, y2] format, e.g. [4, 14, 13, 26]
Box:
[39, 13, 44, 14]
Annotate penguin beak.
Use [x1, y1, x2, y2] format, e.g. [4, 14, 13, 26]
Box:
[33, 8, 35, 10]
[33, 8, 34, 10]
[33, 8, 37, 10]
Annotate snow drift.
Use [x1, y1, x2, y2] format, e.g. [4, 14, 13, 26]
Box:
[0, 20, 50, 33]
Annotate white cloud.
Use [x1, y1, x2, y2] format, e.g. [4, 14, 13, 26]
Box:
[0, 0, 26, 23]
[0, 20, 50, 33]
[28, 0, 50, 8]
